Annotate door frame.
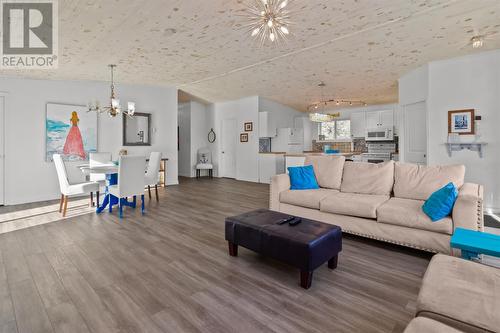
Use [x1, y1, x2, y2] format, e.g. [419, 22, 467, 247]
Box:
[0, 92, 7, 205]
[401, 100, 428, 165]
[220, 118, 237, 179]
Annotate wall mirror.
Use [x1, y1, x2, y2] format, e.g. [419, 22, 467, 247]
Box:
[123, 112, 151, 146]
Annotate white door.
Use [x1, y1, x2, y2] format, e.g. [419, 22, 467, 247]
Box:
[404, 101, 427, 165]
[0, 96, 4, 205]
[379, 110, 394, 128]
[221, 119, 237, 178]
[366, 111, 380, 128]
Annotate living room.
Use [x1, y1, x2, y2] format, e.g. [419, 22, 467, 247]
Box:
[0, 1, 499, 332]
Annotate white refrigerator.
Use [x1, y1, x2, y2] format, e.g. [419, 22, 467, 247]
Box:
[271, 128, 304, 153]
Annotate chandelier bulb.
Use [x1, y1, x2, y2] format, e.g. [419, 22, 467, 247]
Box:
[252, 28, 260, 36]
[280, 26, 289, 34]
[269, 32, 275, 41]
[267, 19, 273, 28]
[280, 0, 288, 9]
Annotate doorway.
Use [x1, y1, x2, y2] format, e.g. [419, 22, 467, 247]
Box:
[403, 101, 427, 165]
[221, 118, 236, 178]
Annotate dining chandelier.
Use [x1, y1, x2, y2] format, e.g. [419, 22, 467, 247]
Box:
[88, 64, 135, 118]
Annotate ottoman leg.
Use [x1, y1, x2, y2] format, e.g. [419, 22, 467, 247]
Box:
[228, 241, 238, 257]
[328, 255, 338, 269]
[300, 270, 313, 289]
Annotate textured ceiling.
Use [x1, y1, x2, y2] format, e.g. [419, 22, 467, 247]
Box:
[1, 0, 499, 111]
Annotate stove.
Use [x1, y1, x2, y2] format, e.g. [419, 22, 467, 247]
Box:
[361, 143, 396, 163]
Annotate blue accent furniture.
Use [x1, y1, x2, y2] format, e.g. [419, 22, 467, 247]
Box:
[450, 227, 500, 260]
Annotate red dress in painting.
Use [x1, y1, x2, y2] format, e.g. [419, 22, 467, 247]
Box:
[63, 111, 86, 159]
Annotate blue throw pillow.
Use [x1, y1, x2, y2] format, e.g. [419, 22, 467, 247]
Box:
[288, 165, 319, 190]
[422, 182, 458, 222]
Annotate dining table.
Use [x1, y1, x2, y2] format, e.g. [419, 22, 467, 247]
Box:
[78, 164, 120, 214]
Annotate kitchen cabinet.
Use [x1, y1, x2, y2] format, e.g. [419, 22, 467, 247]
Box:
[259, 111, 276, 138]
[350, 112, 366, 138]
[259, 154, 285, 184]
[366, 110, 394, 128]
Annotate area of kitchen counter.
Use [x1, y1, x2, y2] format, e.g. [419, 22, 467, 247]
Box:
[284, 152, 358, 157]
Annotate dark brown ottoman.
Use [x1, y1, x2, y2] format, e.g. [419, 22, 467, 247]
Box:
[225, 209, 342, 289]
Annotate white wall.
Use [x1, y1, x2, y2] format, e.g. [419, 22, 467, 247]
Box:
[0, 77, 178, 205]
[178, 102, 191, 177]
[427, 50, 500, 211]
[399, 65, 429, 105]
[259, 97, 303, 128]
[189, 101, 209, 177]
[212, 96, 259, 182]
[398, 50, 500, 211]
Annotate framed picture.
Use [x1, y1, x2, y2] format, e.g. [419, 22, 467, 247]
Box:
[448, 109, 475, 135]
[244, 122, 253, 132]
[240, 133, 248, 142]
[46, 103, 97, 161]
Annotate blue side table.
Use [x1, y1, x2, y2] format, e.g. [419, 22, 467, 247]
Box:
[450, 228, 500, 260]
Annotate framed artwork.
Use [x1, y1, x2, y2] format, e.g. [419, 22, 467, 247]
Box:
[240, 133, 248, 142]
[244, 122, 253, 132]
[46, 103, 97, 161]
[448, 109, 475, 135]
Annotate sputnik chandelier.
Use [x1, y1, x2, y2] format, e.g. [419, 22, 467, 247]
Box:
[88, 64, 136, 118]
[244, 0, 292, 44]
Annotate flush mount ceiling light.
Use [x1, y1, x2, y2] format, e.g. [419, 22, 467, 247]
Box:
[88, 65, 135, 118]
[243, 0, 292, 45]
[471, 35, 484, 49]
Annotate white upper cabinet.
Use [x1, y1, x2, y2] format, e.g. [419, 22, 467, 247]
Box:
[350, 112, 366, 138]
[365, 110, 394, 128]
[259, 111, 276, 137]
[365, 111, 380, 129]
[379, 110, 394, 128]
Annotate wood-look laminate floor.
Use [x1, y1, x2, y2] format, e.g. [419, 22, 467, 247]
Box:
[0, 177, 431, 333]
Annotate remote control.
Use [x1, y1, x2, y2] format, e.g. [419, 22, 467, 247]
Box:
[289, 218, 302, 226]
[276, 216, 295, 225]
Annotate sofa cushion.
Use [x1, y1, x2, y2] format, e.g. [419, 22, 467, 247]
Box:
[320, 192, 390, 219]
[340, 161, 394, 196]
[394, 163, 465, 201]
[288, 165, 320, 190]
[377, 198, 453, 235]
[404, 318, 463, 333]
[417, 254, 500, 333]
[304, 155, 345, 190]
[280, 188, 337, 210]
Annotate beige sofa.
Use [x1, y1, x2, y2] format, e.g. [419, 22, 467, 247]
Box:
[406, 254, 500, 333]
[270, 156, 484, 254]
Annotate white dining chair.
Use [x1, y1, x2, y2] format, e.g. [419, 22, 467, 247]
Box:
[53, 154, 100, 217]
[108, 155, 146, 218]
[195, 148, 213, 178]
[144, 152, 162, 201]
[89, 152, 112, 204]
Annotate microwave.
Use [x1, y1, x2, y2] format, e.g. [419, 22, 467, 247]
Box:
[365, 127, 394, 141]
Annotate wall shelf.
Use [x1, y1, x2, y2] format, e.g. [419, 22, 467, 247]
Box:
[444, 142, 487, 158]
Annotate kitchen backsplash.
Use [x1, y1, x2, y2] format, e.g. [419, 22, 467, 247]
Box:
[312, 138, 368, 153]
[259, 138, 271, 153]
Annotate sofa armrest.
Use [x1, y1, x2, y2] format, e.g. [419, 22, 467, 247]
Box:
[270, 174, 290, 211]
[452, 183, 484, 232]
